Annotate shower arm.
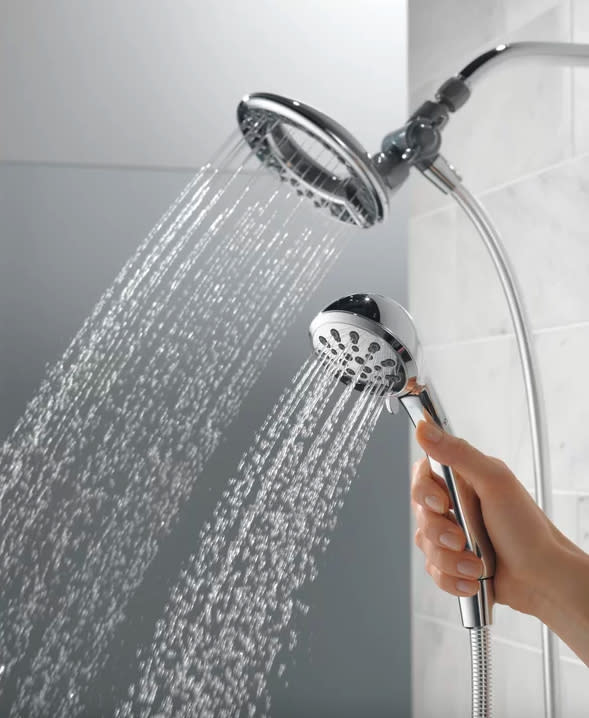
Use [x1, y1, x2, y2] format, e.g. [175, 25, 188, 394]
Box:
[458, 41, 589, 88]
[435, 40, 589, 117]
[378, 41, 589, 179]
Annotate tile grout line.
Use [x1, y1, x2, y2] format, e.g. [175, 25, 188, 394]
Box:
[552, 488, 589, 497]
[421, 319, 589, 353]
[414, 611, 539, 654]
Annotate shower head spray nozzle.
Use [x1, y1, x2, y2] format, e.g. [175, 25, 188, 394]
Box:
[309, 293, 421, 396]
[237, 93, 390, 228]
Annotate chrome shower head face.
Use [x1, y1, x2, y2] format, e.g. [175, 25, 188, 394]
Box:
[309, 293, 421, 395]
[237, 93, 389, 228]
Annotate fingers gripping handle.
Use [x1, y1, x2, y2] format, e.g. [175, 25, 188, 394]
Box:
[399, 387, 495, 628]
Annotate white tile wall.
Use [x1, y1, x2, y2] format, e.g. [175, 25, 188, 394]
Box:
[561, 656, 589, 716]
[411, 155, 589, 344]
[412, 616, 471, 717]
[409, 0, 589, 714]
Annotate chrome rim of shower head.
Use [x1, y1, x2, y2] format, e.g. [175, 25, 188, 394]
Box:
[309, 293, 421, 395]
[237, 93, 389, 228]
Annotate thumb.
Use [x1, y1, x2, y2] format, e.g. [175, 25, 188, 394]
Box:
[415, 420, 509, 495]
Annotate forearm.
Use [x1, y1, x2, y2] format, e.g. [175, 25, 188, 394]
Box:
[533, 543, 589, 666]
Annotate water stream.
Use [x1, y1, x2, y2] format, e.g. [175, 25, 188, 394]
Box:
[117, 356, 385, 718]
[0, 127, 350, 715]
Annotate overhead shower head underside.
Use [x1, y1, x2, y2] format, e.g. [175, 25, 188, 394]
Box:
[237, 93, 389, 228]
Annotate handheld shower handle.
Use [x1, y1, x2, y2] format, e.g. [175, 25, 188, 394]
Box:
[426, 456, 494, 574]
[399, 388, 495, 627]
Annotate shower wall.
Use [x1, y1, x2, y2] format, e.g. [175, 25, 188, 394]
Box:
[0, 1, 411, 716]
[409, 1, 589, 716]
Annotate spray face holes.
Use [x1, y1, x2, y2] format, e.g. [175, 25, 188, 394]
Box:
[309, 293, 421, 396]
[311, 321, 407, 393]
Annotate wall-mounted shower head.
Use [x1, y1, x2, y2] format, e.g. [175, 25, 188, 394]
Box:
[237, 93, 391, 228]
[309, 293, 495, 632]
[309, 293, 420, 395]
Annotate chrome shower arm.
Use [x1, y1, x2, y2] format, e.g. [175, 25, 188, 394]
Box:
[378, 41, 589, 184]
[458, 41, 589, 88]
[434, 41, 589, 114]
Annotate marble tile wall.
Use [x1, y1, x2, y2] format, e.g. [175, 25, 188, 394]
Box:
[409, 1, 589, 715]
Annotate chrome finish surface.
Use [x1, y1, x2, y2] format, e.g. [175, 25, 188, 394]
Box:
[458, 41, 589, 88]
[309, 294, 495, 629]
[470, 627, 492, 718]
[237, 93, 388, 227]
[419, 155, 462, 194]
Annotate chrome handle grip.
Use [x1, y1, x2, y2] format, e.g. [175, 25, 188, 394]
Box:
[399, 387, 495, 627]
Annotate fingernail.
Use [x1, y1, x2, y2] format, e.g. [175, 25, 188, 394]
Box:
[422, 423, 443, 443]
[439, 532, 462, 550]
[457, 560, 482, 578]
[456, 579, 477, 594]
[425, 496, 444, 513]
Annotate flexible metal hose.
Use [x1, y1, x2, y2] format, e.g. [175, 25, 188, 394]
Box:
[449, 182, 559, 718]
[470, 627, 492, 717]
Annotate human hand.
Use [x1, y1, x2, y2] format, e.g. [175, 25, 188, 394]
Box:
[411, 420, 569, 616]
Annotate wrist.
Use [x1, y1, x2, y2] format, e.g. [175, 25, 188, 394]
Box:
[532, 539, 580, 614]
[530, 540, 589, 665]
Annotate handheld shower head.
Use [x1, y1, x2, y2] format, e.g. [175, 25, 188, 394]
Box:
[309, 293, 420, 395]
[309, 293, 495, 630]
[237, 93, 390, 228]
